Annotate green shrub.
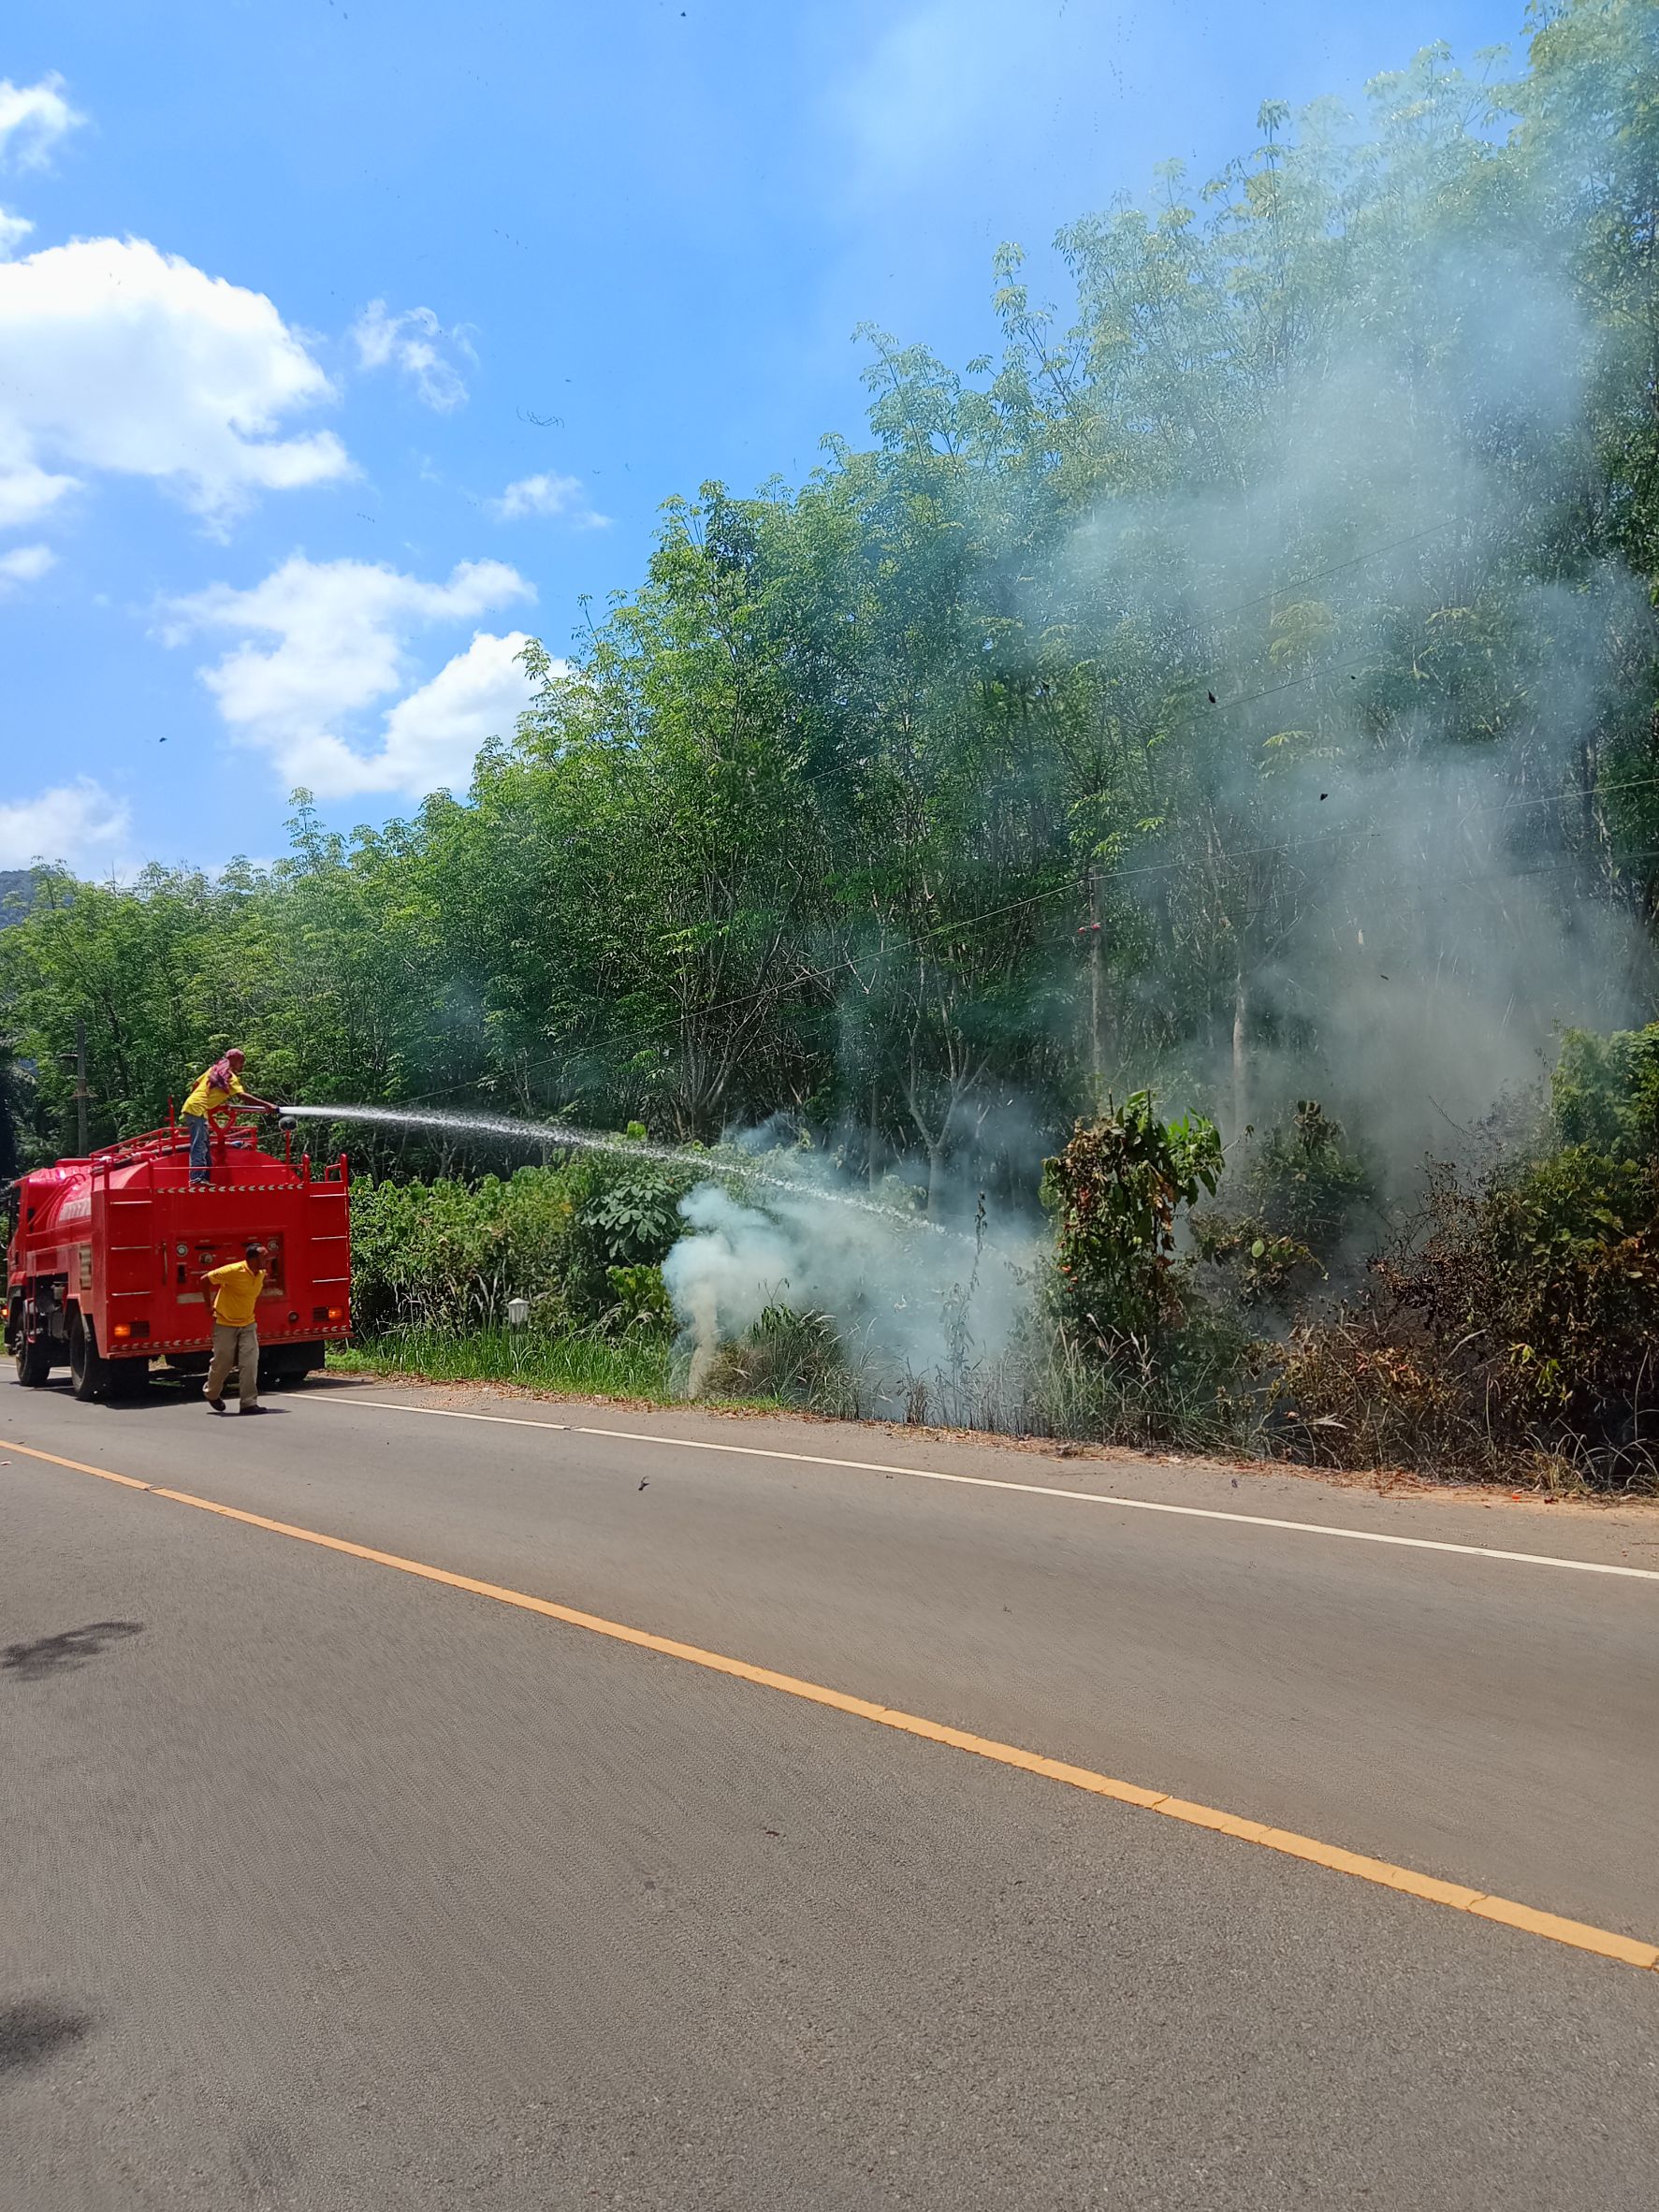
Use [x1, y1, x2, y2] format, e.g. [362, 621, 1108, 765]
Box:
[1247, 1100, 1376, 1250]
[697, 1304, 849, 1408]
[1194, 1100, 1375, 1310]
[348, 1164, 585, 1332]
[565, 1168, 691, 1319]
[603, 1262, 675, 1332]
[1550, 1024, 1659, 1158]
[348, 1145, 695, 1333]
[1040, 1093, 1222, 1351]
[1280, 1129, 1659, 1484]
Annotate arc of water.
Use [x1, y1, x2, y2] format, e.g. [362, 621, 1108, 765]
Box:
[278, 1102, 962, 1239]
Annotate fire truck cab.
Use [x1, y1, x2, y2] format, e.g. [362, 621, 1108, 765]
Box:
[6, 1114, 352, 1402]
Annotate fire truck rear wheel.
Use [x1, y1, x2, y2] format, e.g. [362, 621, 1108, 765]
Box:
[67, 1311, 109, 1404]
[13, 1332, 51, 1389]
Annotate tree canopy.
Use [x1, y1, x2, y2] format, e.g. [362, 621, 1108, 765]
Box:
[5, 2, 1658, 1200]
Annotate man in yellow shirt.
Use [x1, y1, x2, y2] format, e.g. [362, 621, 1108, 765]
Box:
[203, 1242, 269, 1414]
[180, 1049, 277, 1185]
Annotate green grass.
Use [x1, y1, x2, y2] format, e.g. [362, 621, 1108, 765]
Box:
[328, 1323, 679, 1401]
[327, 1323, 799, 1413]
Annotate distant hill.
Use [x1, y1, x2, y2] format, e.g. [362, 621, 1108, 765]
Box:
[0, 868, 36, 926]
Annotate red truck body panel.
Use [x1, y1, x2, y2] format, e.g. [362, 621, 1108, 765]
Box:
[6, 1117, 351, 1375]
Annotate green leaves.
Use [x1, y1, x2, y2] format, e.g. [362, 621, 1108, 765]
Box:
[1041, 1093, 1224, 1350]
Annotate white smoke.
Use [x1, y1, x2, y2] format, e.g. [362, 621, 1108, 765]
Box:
[662, 1152, 1039, 1411]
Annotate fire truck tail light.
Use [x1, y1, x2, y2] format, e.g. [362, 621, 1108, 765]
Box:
[327, 1306, 346, 1322]
[111, 1322, 132, 1340]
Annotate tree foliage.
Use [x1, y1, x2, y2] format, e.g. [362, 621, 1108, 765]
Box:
[4, 7, 1659, 1478]
[1042, 1096, 1223, 1346]
[6, 8, 1658, 1182]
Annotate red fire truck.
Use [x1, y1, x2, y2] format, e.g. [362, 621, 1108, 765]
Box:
[5, 1111, 352, 1401]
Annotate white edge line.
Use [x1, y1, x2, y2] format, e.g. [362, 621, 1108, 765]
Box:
[344, 1400, 570, 1433]
[340, 1397, 1659, 1584]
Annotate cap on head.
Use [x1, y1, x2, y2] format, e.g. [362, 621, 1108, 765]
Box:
[226, 1048, 245, 1067]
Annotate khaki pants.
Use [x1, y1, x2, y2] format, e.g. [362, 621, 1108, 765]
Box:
[207, 1323, 260, 1408]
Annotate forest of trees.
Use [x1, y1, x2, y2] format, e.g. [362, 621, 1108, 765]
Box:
[5, 1, 1659, 1474]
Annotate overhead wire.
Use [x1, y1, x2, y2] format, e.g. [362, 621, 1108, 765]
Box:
[373, 515, 1652, 1113]
[385, 764, 1659, 1118]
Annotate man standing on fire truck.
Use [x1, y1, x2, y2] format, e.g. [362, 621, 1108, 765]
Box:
[180, 1049, 276, 1186]
[203, 1242, 269, 1414]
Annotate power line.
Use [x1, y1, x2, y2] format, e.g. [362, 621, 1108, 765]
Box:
[345, 517, 1652, 1113]
[390, 632, 1551, 1110]
[1186, 517, 1460, 629]
[390, 771, 1659, 1115]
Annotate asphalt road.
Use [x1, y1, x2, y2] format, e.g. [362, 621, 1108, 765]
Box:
[5, 1373, 1658, 2209]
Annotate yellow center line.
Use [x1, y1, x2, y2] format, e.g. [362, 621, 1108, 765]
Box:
[7, 1431, 1657, 1980]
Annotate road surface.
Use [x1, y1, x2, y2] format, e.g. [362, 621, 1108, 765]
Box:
[5, 1372, 1658, 2209]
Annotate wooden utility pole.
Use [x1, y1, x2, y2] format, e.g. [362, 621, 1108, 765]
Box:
[1085, 869, 1105, 1105]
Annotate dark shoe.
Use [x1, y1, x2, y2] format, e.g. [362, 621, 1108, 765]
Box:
[238, 1404, 268, 1416]
[206, 1396, 226, 1413]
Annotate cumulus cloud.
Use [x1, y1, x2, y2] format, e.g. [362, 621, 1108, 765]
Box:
[351, 299, 472, 412]
[0, 236, 351, 530]
[491, 470, 610, 527]
[0, 542, 54, 589]
[0, 777, 129, 869]
[0, 73, 84, 171]
[0, 454, 74, 529]
[166, 553, 540, 798]
[324, 629, 541, 795]
[0, 208, 32, 257]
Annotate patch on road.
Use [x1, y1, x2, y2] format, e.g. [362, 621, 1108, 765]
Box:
[3, 1620, 144, 1683]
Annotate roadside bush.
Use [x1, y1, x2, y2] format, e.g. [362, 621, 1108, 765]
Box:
[349, 1165, 584, 1332]
[1273, 1034, 1659, 1486]
[1041, 1093, 1222, 1352]
[1272, 1302, 1490, 1474]
[1550, 1023, 1659, 1157]
[698, 1304, 851, 1409]
[349, 1141, 695, 1334]
[565, 1171, 688, 1320]
[1369, 1145, 1659, 1458]
[603, 1262, 675, 1332]
[1194, 1100, 1375, 1311]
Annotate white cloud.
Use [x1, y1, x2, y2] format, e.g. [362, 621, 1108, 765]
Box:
[0, 207, 33, 257]
[0, 542, 54, 589]
[314, 630, 541, 796]
[0, 454, 75, 528]
[491, 470, 610, 527]
[0, 236, 351, 530]
[351, 299, 472, 412]
[0, 74, 84, 171]
[167, 553, 540, 798]
[0, 777, 129, 869]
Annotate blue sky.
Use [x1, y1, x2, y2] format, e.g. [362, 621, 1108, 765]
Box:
[1, 0, 1519, 876]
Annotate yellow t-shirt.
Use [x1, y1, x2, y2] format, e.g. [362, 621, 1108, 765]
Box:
[182, 1067, 247, 1118]
[205, 1262, 266, 1328]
